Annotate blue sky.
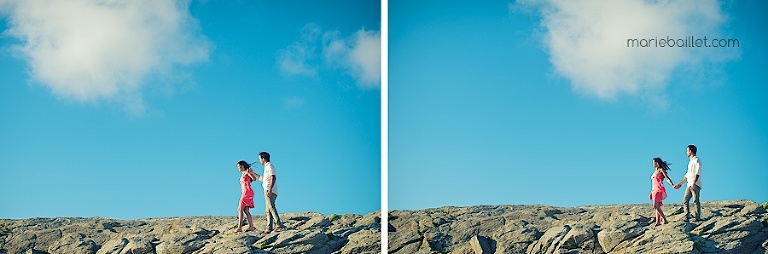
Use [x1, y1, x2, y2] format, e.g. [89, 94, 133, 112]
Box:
[390, 0, 767, 210]
[0, 0, 380, 219]
[2, 0, 766, 220]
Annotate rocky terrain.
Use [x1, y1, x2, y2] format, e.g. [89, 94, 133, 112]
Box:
[388, 200, 768, 253]
[3, 200, 767, 254]
[0, 211, 380, 254]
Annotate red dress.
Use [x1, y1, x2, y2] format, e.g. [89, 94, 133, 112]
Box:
[240, 174, 254, 208]
[649, 169, 667, 205]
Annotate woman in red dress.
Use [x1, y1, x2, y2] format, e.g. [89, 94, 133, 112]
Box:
[236, 160, 260, 233]
[650, 157, 675, 226]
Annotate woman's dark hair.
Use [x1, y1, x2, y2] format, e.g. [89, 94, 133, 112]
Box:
[237, 160, 254, 182]
[237, 160, 251, 170]
[652, 157, 671, 171]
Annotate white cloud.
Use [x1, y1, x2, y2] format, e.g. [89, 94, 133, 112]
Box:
[276, 43, 318, 77]
[283, 96, 305, 109]
[276, 23, 320, 77]
[515, 0, 738, 107]
[347, 29, 381, 88]
[278, 24, 380, 89]
[1, 0, 210, 113]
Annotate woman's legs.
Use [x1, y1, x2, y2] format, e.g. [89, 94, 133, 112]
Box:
[653, 202, 667, 226]
[658, 203, 668, 224]
[244, 207, 255, 231]
[236, 204, 245, 232]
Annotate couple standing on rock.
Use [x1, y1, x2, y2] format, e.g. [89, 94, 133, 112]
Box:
[649, 144, 703, 227]
[235, 151, 286, 234]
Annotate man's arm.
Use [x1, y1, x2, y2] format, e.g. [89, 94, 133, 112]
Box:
[247, 168, 261, 181]
[689, 174, 700, 190]
[675, 176, 687, 189]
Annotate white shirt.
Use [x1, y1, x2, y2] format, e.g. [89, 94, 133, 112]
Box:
[262, 162, 278, 195]
[686, 156, 702, 188]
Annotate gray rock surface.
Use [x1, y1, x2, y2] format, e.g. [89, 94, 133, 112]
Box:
[1, 212, 380, 254]
[389, 200, 768, 254]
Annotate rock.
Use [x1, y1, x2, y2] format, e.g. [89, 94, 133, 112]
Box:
[695, 216, 768, 253]
[527, 224, 571, 254]
[120, 236, 155, 254]
[739, 202, 767, 216]
[339, 229, 380, 254]
[295, 213, 331, 230]
[47, 233, 100, 254]
[387, 224, 424, 254]
[616, 222, 695, 253]
[597, 220, 646, 253]
[387, 200, 767, 253]
[96, 238, 128, 254]
[0, 212, 380, 254]
[2, 201, 765, 254]
[468, 235, 493, 254]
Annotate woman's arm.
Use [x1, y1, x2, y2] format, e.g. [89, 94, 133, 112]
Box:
[662, 170, 674, 186]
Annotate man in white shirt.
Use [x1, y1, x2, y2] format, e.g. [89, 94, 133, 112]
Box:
[258, 152, 285, 233]
[674, 145, 702, 222]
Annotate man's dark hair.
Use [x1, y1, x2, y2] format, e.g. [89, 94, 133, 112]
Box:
[687, 145, 697, 156]
[259, 152, 271, 162]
